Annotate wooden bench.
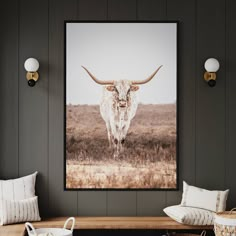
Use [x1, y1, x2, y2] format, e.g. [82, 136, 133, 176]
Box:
[0, 217, 213, 236]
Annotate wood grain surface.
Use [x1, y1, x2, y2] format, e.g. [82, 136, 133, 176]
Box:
[0, 217, 213, 236]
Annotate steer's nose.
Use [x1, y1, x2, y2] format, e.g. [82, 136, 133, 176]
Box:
[119, 100, 127, 108]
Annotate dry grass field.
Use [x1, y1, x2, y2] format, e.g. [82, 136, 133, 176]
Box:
[66, 104, 176, 189]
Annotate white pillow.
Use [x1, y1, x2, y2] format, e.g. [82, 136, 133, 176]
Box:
[0, 196, 41, 225]
[0, 172, 37, 200]
[181, 181, 229, 212]
[0, 172, 38, 224]
[163, 205, 215, 225]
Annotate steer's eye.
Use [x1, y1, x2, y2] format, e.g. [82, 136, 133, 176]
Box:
[106, 85, 115, 92]
[130, 85, 139, 91]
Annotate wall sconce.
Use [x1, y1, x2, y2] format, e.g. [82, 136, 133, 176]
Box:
[204, 58, 220, 87]
[24, 58, 39, 87]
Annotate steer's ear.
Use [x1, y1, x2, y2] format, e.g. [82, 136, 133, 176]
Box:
[106, 85, 115, 92]
[131, 85, 139, 91]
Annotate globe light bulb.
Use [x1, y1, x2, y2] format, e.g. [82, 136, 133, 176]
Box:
[204, 58, 220, 72]
[24, 58, 39, 72]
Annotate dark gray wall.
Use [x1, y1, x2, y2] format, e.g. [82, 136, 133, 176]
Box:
[0, 0, 236, 217]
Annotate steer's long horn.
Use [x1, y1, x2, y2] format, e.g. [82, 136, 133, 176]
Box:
[132, 65, 163, 85]
[82, 66, 114, 85]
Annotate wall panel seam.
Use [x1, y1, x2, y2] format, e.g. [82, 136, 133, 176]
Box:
[17, 0, 20, 178]
[77, 0, 79, 20]
[107, 0, 109, 20]
[194, 0, 197, 186]
[224, 0, 227, 189]
[165, 0, 167, 19]
[107, 0, 110, 20]
[47, 0, 50, 215]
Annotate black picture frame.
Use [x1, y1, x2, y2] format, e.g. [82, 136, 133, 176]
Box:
[64, 21, 179, 191]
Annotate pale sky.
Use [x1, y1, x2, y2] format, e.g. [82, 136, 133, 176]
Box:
[66, 23, 177, 105]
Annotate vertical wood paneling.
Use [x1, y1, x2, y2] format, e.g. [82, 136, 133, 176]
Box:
[77, 0, 107, 20]
[137, 191, 166, 216]
[196, 0, 226, 189]
[48, 0, 77, 216]
[0, 0, 19, 179]
[19, 0, 49, 216]
[108, 0, 136, 20]
[107, 192, 137, 216]
[136, 0, 166, 216]
[225, 0, 236, 209]
[166, 0, 196, 206]
[1, 0, 236, 217]
[77, 191, 107, 216]
[137, 0, 166, 20]
[76, 0, 108, 216]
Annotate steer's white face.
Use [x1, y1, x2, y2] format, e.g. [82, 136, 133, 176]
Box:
[105, 80, 139, 108]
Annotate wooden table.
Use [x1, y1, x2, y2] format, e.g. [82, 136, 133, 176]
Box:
[0, 216, 213, 236]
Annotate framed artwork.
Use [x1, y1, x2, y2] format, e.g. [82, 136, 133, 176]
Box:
[65, 21, 178, 190]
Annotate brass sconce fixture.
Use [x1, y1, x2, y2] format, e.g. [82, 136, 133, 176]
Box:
[24, 58, 39, 87]
[204, 58, 220, 87]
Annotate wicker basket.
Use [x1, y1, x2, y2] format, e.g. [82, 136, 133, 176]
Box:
[25, 217, 75, 236]
[214, 208, 236, 236]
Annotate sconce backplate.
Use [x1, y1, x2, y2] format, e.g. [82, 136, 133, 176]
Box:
[204, 72, 216, 82]
[26, 72, 39, 82]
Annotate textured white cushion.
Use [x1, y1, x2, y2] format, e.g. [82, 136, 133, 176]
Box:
[0, 172, 37, 200]
[181, 181, 229, 212]
[0, 196, 41, 225]
[0, 172, 38, 225]
[163, 205, 215, 225]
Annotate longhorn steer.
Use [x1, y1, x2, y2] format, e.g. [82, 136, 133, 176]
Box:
[82, 65, 162, 157]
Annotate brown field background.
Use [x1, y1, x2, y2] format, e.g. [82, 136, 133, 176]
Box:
[66, 104, 176, 189]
